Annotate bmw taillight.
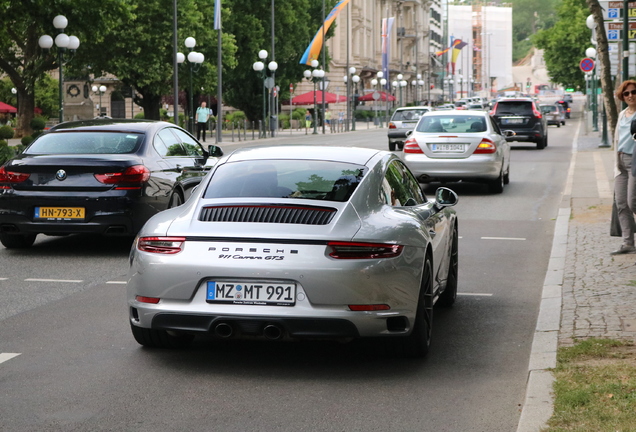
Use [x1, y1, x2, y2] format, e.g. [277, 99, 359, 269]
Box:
[473, 138, 497, 154]
[0, 166, 30, 185]
[327, 241, 403, 259]
[388, 122, 397, 129]
[137, 237, 186, 254]
[403, 138, 424, 154]
[94, 165, 150, 188]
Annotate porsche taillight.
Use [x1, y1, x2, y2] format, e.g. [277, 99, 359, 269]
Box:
[403, 138, 424, 154]
[327, 241, 403, 259]
[137, 237, 186, 254]
[94, 165, 150, 188]
[473, 138, 497, 154]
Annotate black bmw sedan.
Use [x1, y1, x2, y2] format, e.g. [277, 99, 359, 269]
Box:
[0, 119, 223, 248]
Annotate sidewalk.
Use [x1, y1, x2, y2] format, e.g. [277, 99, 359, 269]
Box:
[517, 117, 636, 431]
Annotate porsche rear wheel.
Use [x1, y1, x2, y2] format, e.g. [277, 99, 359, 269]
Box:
[130, 324, 194, 349]
[396, 256, 433, 358]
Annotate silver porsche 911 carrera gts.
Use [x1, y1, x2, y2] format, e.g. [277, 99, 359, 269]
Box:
[127, 145, 458, 357]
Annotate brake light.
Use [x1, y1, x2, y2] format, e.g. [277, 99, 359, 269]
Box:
[388, 122, 397, 129]
[489, 103, 498, 116]
[403, 138, 424, 154]
[0, 166, 30, 184]
[137, 236, 186, 254]
[473, 138, 497, 154]
[94, 165, 150, 186]
[328, 241, 403, 259]
[567, 108, 571, 113]
[136, 296, 161, 304]
[532, 108, 542, 118]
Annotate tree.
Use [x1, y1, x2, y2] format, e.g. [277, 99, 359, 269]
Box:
[512, 0, 559, 63]
[0, 0, 131, 136]
[533, 0, 590, 90]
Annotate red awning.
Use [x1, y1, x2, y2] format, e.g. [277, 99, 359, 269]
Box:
[357, 91, 396, 102]
[291, 91, 347, 105]
[0, 101, 17, 113]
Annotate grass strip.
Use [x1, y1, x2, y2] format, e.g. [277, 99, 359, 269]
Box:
[544, 338, 636, 432]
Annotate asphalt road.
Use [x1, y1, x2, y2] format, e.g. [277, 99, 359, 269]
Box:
[0, 120, 574, 431]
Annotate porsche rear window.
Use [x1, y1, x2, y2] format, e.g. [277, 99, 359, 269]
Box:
[26, 132, 144, 154]
[204, 160, 366, 202]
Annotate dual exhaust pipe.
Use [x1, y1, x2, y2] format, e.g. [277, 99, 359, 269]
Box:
[213, 322, 283, 340]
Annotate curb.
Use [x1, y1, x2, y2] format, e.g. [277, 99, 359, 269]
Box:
[516, 120, 582, 431]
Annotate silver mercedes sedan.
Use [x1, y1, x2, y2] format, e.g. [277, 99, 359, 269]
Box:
[127, 145, 458, 357]
[402, 110, 514, 193]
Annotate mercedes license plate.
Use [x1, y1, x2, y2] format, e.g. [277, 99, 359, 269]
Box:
[34, 207, 85, 220]
[206, 281, 296, 306]
[431, 143, 465, 152]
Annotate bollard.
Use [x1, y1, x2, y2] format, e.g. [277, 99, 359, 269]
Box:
[252, 121, 255, 140]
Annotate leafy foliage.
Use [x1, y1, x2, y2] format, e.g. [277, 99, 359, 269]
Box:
[511, 0, 560, 63]
[532, 0, 590, 90]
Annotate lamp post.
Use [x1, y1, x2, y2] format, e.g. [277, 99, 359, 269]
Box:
[446, 77, 454, 103]
[304, 60, 322, 135]
[458, 75, 463, 99]
[177, 37, 204, 133]
[11, 87, 18, 113]
[91, 85, 107, 117]
[371, 78, 379, 126]
[396, 74, 404, 107]
[38, 15, 80, 124]
[253, 50, 278, 138]
[380, 76, 387, 125]
[344, 67, 359, 131]
[586, 46, 598, 132]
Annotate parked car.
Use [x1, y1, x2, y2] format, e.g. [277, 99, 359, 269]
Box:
[554, 104, 567, 126]
[467, 103, 485, 110]
[555, 100, 571, 119]
[490, 97, 548, 149]
[402, 110, 513, 193]
[127, 145, 459, 358]
[539, 104, 565, 127]
[0, 119, 223, 248]
[387, 106, 432, 151]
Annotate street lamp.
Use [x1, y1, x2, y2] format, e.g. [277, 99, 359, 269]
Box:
[446, 77, 454, 103]
[304, 60, 322, 135]
[91, 85, 107, 117]
[253, 50, 277, 138]
[39, 15, 80, 123]
[380, 76, 388, 125]
[396, 74, 404, 107]
[586, 46, 598, 132]
[177, 37, 204, 133]
[417, 76, 425, 105]
[11, 87, 18, 112]
[344, 67, 359, 131]
[458, 75, 464, 99]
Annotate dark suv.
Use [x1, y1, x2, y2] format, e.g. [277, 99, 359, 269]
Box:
[490, 98, 548, 149]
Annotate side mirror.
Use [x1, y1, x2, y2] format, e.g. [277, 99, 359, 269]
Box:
[435, 187, 458, 207]
[405, 130, 413, 137]
[503, 130, 516, 137]
[208, 145, 224, 158]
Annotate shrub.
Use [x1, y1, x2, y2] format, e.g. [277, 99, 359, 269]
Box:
[30, 117, 46, 132]
[278, 113, 290, 129]
[0, 125, 14, 140]
[32, 130, 44, 139]
[21, 136, 34, 146]
[134, 112, 145, 119]
[13, 144, 26, 155]
[0, 140, 14, 165]
[226, 111, 246, 123]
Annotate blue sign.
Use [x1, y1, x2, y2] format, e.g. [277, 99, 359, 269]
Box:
[608, 8, 619, 18]
[608, 29, 620, 40]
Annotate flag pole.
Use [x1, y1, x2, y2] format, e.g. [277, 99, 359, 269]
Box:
[215, 0, 222, 143]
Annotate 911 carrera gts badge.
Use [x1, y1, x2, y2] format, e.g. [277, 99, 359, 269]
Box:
[55, 170, 67, 181]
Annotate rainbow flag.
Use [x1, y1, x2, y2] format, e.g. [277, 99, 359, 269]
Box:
[300, 0, 351, 65]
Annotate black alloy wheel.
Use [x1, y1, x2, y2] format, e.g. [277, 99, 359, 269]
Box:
[130, 323, 194, 349]
[0, 233, 37, 249]
[168, 190, 184, 208]
[437, 227, 458, 308]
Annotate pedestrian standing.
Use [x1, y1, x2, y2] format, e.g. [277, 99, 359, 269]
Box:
[305, 110, 312, 133]
[338, 110, 345, 132]
[325, 109, 333, 132]
[611, 80, 636, 255]
[196, 101, 212, 142]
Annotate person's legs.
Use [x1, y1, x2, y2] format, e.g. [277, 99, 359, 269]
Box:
[613, 153, 636, 253]
[197, 122, 202, 141]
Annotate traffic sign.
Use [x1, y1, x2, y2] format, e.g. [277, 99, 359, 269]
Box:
[580, 57, 595, 72]
[606, 21, 636, 41]
[602, 1, 636, 20]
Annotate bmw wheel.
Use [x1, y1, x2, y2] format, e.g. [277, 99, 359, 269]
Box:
[0, 233, 37, 249]
[396, 256, 433, 358]
[130, 324, 194, 349]
[437, 227, 458, 307]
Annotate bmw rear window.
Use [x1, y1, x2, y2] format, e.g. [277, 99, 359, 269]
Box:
[26, 132, 144, 154]
[203, 160, 366, 202]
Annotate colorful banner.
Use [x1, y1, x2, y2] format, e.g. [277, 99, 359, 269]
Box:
[300, 0, 351, 65]
[381, 17, 395, 89]
[450, 39, 468, 74]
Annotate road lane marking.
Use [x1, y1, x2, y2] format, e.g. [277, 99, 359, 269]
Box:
[458, 293, 493, 297]
[480, 237, 526, 241]
[0, 278, 7, 280]
[25, 278, 83, 283]
[593, 152, 612, 199]
[0, 353, 21, 364]
[106, 281, 127, 284]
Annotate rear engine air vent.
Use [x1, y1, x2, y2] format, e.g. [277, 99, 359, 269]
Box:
[199, 205, 336, 225]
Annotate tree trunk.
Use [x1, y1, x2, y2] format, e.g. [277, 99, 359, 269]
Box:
[588, 0, 618, 144]
[14, 88, 36, 139]
[138, 91, 162, 120]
